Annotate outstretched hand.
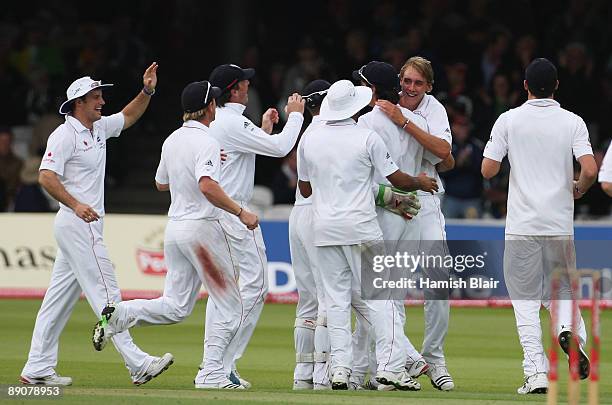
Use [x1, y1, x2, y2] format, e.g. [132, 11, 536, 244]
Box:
[143, 62, 158, 93]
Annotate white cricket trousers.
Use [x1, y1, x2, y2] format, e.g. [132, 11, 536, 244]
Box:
[204, 206, 268, 374]
[289, 205, 328, 382]
[317, 241, 407, 375]
[375, 207, 423, 366]
[22, 210, 152, 380]
[415, 194, 450, 366]
[504, 234, 587, 377]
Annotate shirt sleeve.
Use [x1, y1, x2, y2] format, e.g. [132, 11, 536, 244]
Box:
[572, 116, 593, 159]
[154, 144, 168, 185]
[427, 103, 453, 145]
[39, 127, 75, 176]
[483, 112, 509, 162]
[222, 112, 304, 157]
[297, 136, 309, 182]
[194, 139, 221, 183]
[599, 142, 612, 183]
[367, 131, 399, 178]
[100, 113, 125, 140]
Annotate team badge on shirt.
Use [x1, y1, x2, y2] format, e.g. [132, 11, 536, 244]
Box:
[205, 160, 213, 166]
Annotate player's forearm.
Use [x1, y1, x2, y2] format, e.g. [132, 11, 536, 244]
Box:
[388, 171, 420, 192]
[436, 153, 455, 173]
[404, 122, 451, 159]
[121, 90, 153, 130]
[267, 112, 304, 157]
[199, 179, 242, 215]
[38, 170, 80, 210]
[575, 155, 598, 194]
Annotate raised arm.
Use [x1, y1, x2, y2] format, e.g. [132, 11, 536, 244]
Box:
[122, 62, 158, 130]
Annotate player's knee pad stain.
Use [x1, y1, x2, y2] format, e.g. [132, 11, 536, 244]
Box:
[195, 244, 227, 292]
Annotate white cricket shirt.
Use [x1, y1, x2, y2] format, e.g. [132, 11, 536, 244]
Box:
[209, 103, 304, 202]
[299, 118, 399, 246]
[484, 99, 593, 235]
[411, 94, 453, 195]
[40, 113, 124, 216]
[294, 116, 325, 206]
[357, 105, 427, 184]
[599, 142, 612, 183]
[155, 120, 222, 221]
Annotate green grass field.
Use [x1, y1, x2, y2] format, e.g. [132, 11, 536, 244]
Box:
[0, 299, 609, 404]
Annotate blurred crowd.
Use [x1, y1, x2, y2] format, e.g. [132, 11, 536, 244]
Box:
[1, 0, 611, 217]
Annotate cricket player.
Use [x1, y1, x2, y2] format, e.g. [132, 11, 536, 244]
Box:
[20, 63, 174, 386]
[482, 58, 597, 394]
[291, 79, 331, 390]
[298, 79, 438, 390]
[207, 64, 305, 387]
[377, 56, 455, 391]
[600, 142, 612, 197]
[92, 81, 259, 389]
[354, 61, 434, 389]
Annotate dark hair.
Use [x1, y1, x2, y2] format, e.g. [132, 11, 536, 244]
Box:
[217, 82, 241, 107]
[376, 87, 400, 104]
[526, 83, 554, 98]
[66, 95, 88, 114]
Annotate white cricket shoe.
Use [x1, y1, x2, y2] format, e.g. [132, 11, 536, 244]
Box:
[427, 364, 454, 391]
[406, 358, 430, 378]
[231, 370, 251, 388]
[517, 373, 548, 394]
[331, 367, 350, 390]
[20, 373, 72, 386]
[293, 379, 313, 390]
[375, 370, 421, 391]
[195, 378, 245, 389]
[132, 353, 174, 386]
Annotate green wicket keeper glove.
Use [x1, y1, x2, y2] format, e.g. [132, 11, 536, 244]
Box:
[375, 184, 421, 220]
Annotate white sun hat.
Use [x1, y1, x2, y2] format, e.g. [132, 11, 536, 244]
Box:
[318, 79, 372, 121]
[59, 76, 114, 114]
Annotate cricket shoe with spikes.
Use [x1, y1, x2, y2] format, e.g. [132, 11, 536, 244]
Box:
[92, 304, 119, 351]
[558, 330, 590, 380]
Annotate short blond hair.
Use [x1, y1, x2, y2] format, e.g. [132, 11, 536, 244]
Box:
[400, 56, 434, 85]
[183, 109, 205, 122]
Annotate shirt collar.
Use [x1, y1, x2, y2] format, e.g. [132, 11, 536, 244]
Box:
[311, 115, 323, 123]
[182, 120, 210, 132]
[524, 98, 559, 108]
[221, 102, 247, 114]
[65, 115, 91, 133]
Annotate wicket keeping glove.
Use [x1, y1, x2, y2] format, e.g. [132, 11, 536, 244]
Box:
[375, 184, 421, 220]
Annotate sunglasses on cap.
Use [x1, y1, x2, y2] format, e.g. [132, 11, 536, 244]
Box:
[358, 65, 372, 87]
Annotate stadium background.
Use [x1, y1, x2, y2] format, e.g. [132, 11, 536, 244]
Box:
[1, 1, 611, 403]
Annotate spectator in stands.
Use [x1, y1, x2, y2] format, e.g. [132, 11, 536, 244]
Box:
[13, 156, 51, 212]
[271, 148, 298, 204]
[556, 42, 596, 122]
[0, 127, 24, 211]
[441, 114, 483, 218]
